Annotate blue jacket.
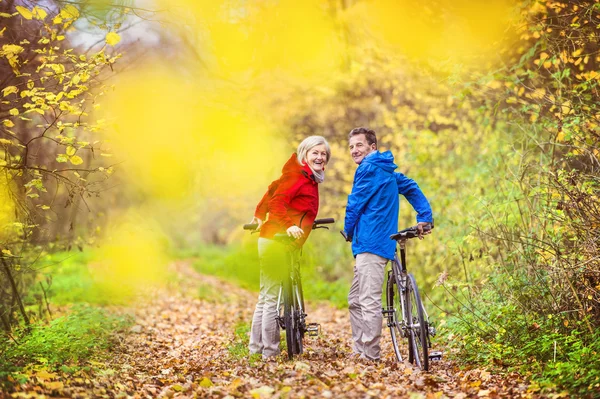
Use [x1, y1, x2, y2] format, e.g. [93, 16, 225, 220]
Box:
[343, 151, 433, 260]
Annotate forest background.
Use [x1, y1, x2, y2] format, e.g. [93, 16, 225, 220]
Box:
[0, 0, 599, 396]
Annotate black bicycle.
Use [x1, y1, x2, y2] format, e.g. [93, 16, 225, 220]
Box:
[383, 225, 439, 370]
[244, 218, 335, 359]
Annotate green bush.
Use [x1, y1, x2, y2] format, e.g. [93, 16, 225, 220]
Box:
[443, 270, 600, 396]
[0, 305, 132, 385]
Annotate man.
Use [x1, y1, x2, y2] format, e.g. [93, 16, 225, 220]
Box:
[342, 127, 433, 362]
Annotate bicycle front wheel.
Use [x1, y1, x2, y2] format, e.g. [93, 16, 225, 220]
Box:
[283, 276, 296, 360]
[406, 273, 429, 371]
[293, 278, 304, 355]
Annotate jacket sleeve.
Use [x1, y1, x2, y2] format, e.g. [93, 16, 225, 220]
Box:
[395, 172, 433, 223]
[268, 174, 303, 229]
[254, 178, 279, 220]
[344, 165, 378, 238]
[254, 189, 270, 221]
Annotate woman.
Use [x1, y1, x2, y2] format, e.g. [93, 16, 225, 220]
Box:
[248, 135, 331, 359]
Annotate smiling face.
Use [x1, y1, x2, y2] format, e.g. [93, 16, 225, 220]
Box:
[349, 133, 376, 165]
[305, 143, 328, 172]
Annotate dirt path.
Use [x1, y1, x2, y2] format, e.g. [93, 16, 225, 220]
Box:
[8, 261, 543, 398]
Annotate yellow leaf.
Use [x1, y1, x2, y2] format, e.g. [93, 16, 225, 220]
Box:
[199, 377, 213, 388]
[69, 155, 83, 165]
[15, 6, 33, 20]
[35, 370, 57, 381]
[66, 146, 76, 156]
[2, 86, 18, 96]
[32, 6, 47, 20]
[45, 381, 63, 390]
[556, 131, 565, 142]
[2, 119, 14, 127]
[61, 5, 80, 19]
[105, 32, 121, 46]
[8, 108, 18, 116]
[2, 249, 12, 256]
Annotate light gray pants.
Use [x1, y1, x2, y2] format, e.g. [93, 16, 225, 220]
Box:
[348, 252, 388, 360]
[249, 238, 288, 358]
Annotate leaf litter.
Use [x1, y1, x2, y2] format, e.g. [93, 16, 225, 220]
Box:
[7, 261, 552, 398]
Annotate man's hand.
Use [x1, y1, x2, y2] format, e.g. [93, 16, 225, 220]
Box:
[416, 222, 433, 240]
[249, 216, 263, 230]
[286, 225, 304, 239]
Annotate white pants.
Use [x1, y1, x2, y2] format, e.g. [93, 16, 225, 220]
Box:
[249, 238, 288, 358]
[348, 252, 388, 360]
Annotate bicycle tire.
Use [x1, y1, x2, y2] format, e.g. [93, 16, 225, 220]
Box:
[386, 269, 403, 362]
[406, 273, 429, 371]
[293, 277, 305, 355]
[283, 275, 296, 360]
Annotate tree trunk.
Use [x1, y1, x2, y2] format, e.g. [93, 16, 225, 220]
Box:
[1, 256, 30, 328]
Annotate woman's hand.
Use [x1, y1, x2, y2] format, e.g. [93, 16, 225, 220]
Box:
[286, 225, 304, 239]
[250, 216, 263, 230]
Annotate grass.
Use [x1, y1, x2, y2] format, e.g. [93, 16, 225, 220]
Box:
[227, 321, 262, 365]
[182, 242, 350, 308]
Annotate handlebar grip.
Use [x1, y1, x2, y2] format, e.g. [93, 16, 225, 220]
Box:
[314, 218, 335, 225]
[243, 224, 258, 230]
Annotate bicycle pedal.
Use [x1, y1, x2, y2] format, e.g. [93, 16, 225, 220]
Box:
[428, 351, 443, 361]
[306, 323, 320, 337]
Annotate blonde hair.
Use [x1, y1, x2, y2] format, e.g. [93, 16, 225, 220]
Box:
[296, 135, 331, 165]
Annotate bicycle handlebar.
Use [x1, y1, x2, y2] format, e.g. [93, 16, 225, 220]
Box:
[243, 218, 335, 233]
[313, 218, 335, 226]
[390, 225, 433, 241]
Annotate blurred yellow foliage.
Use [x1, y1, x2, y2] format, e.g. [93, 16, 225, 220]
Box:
[0, 175, 15, 243]
[161, 0, 344, 83]
[353, 0, 515, 66]
[102, 67, 286, 201]
[90, 212, 169, 298]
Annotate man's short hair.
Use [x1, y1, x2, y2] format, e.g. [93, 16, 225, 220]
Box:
[348, 127, 377, 148]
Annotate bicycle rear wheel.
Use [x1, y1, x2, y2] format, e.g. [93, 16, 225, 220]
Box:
[406, 273, 429, 370]
[283, 276, 296, 360]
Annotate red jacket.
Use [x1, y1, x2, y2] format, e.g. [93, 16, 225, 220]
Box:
[255, 153, 319, 247]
